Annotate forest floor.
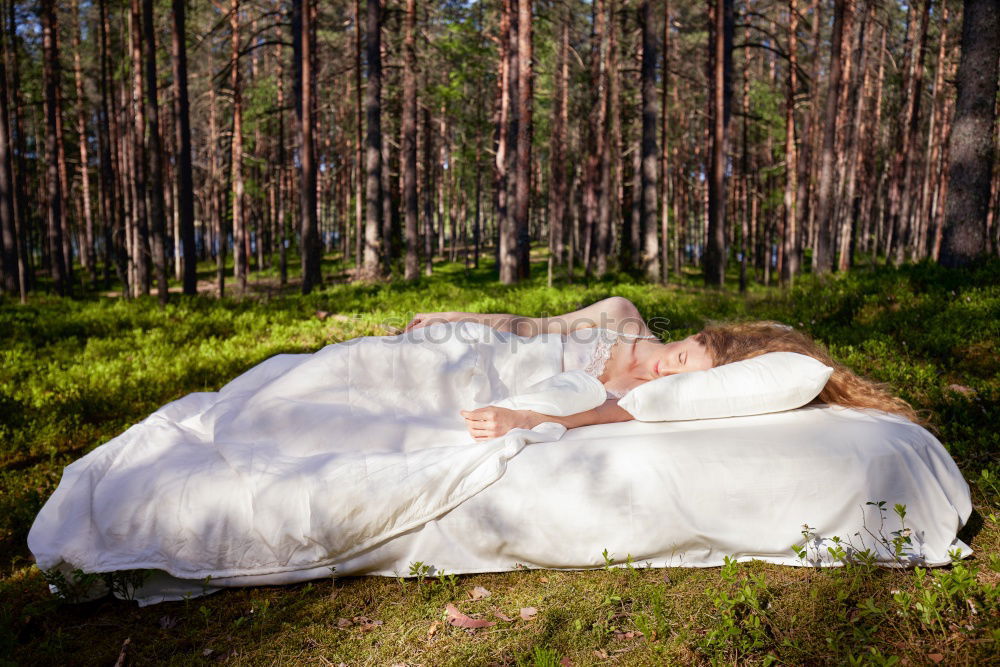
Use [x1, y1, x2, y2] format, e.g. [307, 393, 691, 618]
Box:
[1, 256, 998, 665]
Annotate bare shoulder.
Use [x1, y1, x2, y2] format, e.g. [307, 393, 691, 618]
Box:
[535, 297, 653, 337]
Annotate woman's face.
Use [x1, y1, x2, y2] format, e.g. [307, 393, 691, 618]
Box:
[634, 335, 714, 380]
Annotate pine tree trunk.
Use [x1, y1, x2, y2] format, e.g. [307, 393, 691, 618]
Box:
[780, 0, 799, 284]
[812, 0, 849, 274]
[402, 0, 419, 280]
[171, 0, 196, 295]
[547, 9, 568, 285]
[362, 0, 384, 279]
[939, 0, 1000, 266]
[71, 0, 95, 286]
[41, 0, 67, 294]
[513, 0, 532, 280]
[640, 0, 660, 282]
[142, 0, 169, 303]
[660, 0, 672, 284]
[497, 0, 514, 282]
[704, 0, 733, 287]
[128, 0, 150, 295]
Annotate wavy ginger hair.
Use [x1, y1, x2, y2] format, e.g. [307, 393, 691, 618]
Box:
[694, 321, 923, 424]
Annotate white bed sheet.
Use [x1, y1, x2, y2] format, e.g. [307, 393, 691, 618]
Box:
[133, 405, 972, 605]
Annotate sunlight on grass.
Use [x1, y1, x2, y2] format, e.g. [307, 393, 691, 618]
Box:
[1, 258, 997, 664]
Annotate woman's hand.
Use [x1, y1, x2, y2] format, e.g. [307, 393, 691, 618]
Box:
[460, 406, 540, 441]
[403, 311, 465, 333]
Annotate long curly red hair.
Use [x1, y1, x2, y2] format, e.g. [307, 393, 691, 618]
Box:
[695, 321, 924, 424]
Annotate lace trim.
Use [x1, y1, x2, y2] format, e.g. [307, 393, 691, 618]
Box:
[581, 328, 659, 380]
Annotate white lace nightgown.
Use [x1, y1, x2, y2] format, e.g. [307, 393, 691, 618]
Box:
[562, 327, 659, 399]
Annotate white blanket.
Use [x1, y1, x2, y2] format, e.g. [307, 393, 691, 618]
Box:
[28, 323, 605, 582]
[29, 325, 973, 606]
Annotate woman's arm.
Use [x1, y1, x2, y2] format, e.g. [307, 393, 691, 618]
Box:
[460, 400, 634, 441]
[405, 296, 652, 337]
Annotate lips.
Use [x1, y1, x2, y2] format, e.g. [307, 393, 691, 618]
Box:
[654, 360, 660, 376]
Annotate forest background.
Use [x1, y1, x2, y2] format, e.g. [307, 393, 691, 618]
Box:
[0, 0, 998, 663]
[0, 0, 997, 297]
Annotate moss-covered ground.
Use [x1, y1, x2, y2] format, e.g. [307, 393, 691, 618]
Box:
[1, 255, 997, 665]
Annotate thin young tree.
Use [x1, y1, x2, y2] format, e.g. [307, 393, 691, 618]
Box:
[939, 0, 1000, 267]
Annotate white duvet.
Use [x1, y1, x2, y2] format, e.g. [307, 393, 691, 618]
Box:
[28, 323, 972, 605]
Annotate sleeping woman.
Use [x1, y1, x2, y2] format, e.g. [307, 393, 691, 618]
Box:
[404, 296, 921, 440]
[28, 295, 922, 595]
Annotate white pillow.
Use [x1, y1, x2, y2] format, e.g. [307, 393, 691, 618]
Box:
[617, 351, 833, 422]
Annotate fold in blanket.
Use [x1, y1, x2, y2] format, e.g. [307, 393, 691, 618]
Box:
[28, 322, 606, 581]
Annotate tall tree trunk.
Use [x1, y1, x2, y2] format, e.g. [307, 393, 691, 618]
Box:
[71, 0, 96, 286]
[209, 85, 225, 297]
[513, 0, 532, 280]
[354, 0, 364, 269]
[660, 0, 672, 283]
[142, 0, 169, 303]
[402, 0, 418, 280]
[939, 0, 1000, 266]
[362, 0, 384, 279]
[295, 0, 321, 291]
[893, 0, 932, 264]
[640, 0, 660, 281]
[547, 8, 568, 286]
[129, 0, 150, 295]
[812, 0, 849, 274]
[229, 0, 248, 291]
[497, 0, 514, 282]
[0, 10, 16, 297]
[781, 0, 799, 284]
[703, 0, 733, 287]
[41, 0, 67, 294]
[172, 0, 196, 295]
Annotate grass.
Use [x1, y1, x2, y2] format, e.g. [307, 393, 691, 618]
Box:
[1, 253, 998, 665]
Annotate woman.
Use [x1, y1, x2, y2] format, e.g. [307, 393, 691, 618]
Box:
[29, 296, 924, 600]
[405, 296, 921, 440]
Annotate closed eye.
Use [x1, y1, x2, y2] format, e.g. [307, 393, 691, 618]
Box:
[681, 351, 687, 365]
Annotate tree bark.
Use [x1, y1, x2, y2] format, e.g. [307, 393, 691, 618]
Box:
[640, 0, 660, 282]
[939, 0, 1000, 266]
[41, 0, 67, 294]
[129, 0, 150, 295]
[0, 10, 16, 297]
[171, 0, 197, 295]
[71, 0, 95, 286]
[497, 0, 514, 282]
[781, 0, 799, 284]
[402, 0, 419, 280]
[362, 0, 384, 279]
[812, 0, 849, 274]
[295, 0, 321, 291]
[547, 8, 568, 285]
[703, 0, 733, 287]
[142, 0, 169, 303]
[513, 0, 532, 281]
